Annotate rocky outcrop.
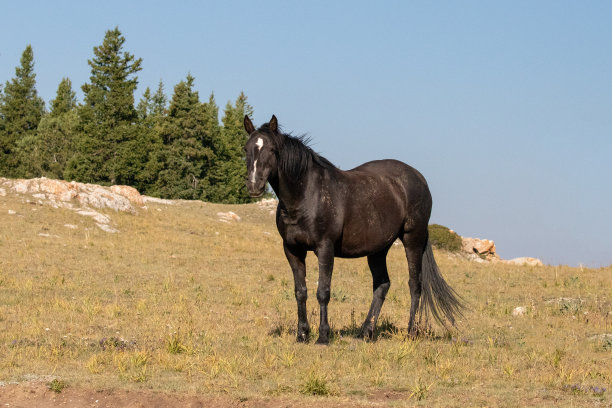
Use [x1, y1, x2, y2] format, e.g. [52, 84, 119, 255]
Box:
[461, 237, 498, 260]
[458, 234, 543, 266]
[110, 185, 144, 207]
[0, 177, 164, 233]
[1, 177, 141, 213]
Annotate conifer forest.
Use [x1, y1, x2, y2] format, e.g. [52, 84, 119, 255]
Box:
[0, 27, 255, 204]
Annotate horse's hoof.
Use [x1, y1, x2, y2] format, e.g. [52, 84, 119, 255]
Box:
[359, 332, 374, 341]
[315, 336, 329, 345]
[357, 326, 374, 340]
[296, 333, 309, 343]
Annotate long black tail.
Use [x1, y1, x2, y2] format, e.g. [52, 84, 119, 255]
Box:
[419, 239, 465, 328]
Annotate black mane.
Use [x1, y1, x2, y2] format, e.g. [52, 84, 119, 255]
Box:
[258, 123, 336, 181]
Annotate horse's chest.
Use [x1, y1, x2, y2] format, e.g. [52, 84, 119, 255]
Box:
[279, 221, 316, 248]
[277, 212, 320, 248]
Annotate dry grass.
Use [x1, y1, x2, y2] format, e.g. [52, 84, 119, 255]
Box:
[0, 193, 610, 406]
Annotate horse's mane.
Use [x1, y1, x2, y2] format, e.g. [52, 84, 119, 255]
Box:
[258, 123, 336, 181]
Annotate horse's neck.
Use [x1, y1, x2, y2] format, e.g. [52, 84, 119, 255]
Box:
[271, 174, 305, 213]
[272, 161, 319, 214]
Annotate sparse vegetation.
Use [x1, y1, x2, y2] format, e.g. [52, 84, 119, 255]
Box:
[48, 378, 66, 393]
[300, 369, 333, 396]
[408, 377, 434, 401]
[0, 193, 610, 406]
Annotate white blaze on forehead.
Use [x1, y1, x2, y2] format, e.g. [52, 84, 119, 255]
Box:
[251, 159, 258, 183]
[251, 138, 264, 184]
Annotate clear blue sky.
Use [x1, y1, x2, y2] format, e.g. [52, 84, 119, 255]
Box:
[2, 1, 611, 267]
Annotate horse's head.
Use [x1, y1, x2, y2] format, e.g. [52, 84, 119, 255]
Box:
[244, 114, 279, 197]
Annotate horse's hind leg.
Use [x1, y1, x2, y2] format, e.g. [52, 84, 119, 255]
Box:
[358, 247, 391, 340]
[402, 230, 427, 334]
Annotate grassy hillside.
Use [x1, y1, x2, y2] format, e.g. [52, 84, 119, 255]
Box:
[0, 193, 610, 406]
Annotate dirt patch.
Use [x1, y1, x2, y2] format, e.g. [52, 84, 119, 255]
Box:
[1, 382, 207, 408]
[0, 381, 386, 408]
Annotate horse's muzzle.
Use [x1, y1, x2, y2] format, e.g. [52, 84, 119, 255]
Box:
[246, 181, 265, 197]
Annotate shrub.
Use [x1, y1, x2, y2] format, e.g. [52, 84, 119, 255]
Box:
[428, 224, 462, 252]
[300, 370, 332, 396]
[48, 379, 66, 393]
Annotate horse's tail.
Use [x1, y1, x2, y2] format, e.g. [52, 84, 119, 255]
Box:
[419, 239, 465, 329]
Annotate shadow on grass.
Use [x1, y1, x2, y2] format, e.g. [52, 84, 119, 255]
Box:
[268, 321, 295, 337]
[333, 317, 401, 342]
[268, 313, 466, 345]
[335, 319, 465, 343]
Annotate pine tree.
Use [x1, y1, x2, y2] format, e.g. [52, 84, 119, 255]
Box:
[151, 80, 167, 117]
[136, 87, 153, 122]
[81, 27, 142, 127]
[0, 45, 45, 177]
[131, 81, 168, 193]
[49, 78, 77, 117]
[206, 92, 254, 203]
[65, 27, 143, 184]
[135, 80, 167, 193]
[152, 75, 214, 199]
[136, 80, 167, 129]
[22, 78, 79, 179]
[202, 92, 221, 141]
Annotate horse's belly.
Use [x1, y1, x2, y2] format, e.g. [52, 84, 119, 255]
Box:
[338, 223, 399, 258]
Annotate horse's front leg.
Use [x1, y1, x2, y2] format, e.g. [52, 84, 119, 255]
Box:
[283, 243, 309, 342]
[315, 242, 335, 345]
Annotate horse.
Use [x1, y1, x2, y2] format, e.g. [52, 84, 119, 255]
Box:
[244, 114, 463, 344]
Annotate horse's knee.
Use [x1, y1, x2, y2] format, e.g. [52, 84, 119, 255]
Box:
[295, 286, 307, 303]
[316, 287, 330, 304]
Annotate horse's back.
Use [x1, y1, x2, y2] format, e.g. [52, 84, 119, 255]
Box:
[351, 159, 427, 185]
[333, 159, 431, 257]
[348, 159, 431, 206]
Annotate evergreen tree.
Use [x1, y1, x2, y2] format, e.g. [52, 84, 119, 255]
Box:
[152, 75, 213, 199]
[0, 45, 45, 177]
[81, 27, 142, 127]
[206, 92, 254, 203]
[151, 80, 167, 117]
[136, 81, 167, 129]
[20, 78, 79, 179]
[136, 87, 152, 122]
[65, 27, 143, 184]
[0, 84, 3, 141]
[49, 77, 77, 117]
[202, 92, 221, 142]
[135, 80, 167, 192]
[130, 81, 168, 193]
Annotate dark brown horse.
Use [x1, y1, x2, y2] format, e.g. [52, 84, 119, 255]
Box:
[244, 115, 463, 344]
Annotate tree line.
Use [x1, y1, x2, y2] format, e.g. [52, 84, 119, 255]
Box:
[0, 27, 254, 203]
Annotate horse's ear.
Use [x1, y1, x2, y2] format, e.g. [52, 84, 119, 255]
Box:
[269, 115, 278, 133]
[244, 115, 255, 134]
